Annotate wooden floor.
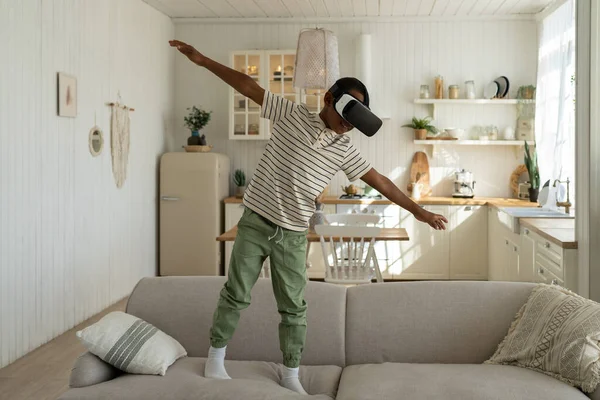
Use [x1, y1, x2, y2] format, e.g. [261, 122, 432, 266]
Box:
[0, 298, 128, 400]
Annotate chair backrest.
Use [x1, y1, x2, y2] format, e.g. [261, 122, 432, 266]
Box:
[326, 213, 381, 226]
[315, 224, 383, 284]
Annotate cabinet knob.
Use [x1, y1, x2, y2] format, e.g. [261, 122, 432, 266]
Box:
[513, 246, 518, 252]
[505, 239, 509, 245]
[544, 242, 551, 248]
[551, 279, 559, 285]
[524, 229, 530, 235]
[464, 206, 472, 211]
[539, 267, 545, 274]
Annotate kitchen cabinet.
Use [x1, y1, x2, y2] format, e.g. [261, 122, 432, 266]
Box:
[488, 207, 521, 281]
[394, 206, 450, 280]
[449, 205, 487, 280]
[519, 226, 536, 282]
[229, 50, 299, 140]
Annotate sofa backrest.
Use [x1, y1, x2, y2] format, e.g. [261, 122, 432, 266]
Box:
[126, 277, 347, 366]
[344, 281, 535, 365]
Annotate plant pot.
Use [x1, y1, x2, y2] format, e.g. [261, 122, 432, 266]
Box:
[187, 130, 201, 145]
[528, 188, 539, 203]
[235, 186, 246, 199]
[414, 129, 427, 140]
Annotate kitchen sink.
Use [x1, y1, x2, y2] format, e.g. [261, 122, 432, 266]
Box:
[498, 207, 573, 233]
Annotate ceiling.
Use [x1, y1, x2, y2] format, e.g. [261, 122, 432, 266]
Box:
[142, 0, 557, 19]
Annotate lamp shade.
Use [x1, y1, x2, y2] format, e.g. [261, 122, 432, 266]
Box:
[293, 28, 340, 89]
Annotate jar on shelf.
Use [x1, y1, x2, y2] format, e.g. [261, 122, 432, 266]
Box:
[419, 85, 430, 99]
[449, 85, 460, 99]
[434, 75, 444, 99]
[465, 80, 476, 99]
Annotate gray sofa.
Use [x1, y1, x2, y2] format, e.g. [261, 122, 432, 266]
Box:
[59, 277, 599, 400]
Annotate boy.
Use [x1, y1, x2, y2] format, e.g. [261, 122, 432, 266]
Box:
[169, 40, 448, 394]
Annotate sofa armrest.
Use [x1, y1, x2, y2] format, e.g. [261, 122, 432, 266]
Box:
[69, 352, 121, 388]
[588, 389, 600, 400]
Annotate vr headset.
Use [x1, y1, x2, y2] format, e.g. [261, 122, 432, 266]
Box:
[330, 83, 382, 137]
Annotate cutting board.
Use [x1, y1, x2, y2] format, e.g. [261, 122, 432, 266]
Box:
[407, 152, 432, 197]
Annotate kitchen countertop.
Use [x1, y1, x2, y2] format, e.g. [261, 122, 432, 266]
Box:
[520, 218, 577, 249]
[224, 196, 539, 207]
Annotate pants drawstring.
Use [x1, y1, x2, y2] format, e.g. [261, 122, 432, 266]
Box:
[268, 226, 284, 245]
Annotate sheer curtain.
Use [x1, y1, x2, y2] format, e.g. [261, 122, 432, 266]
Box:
[535, 0, 576, 203]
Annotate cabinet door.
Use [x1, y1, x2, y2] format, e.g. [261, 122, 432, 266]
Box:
[520, 227, 536, 282]
[393, 206, 450, 280]
[449, 205, 488, 280]
[265, 51, 299, 139]
[230, 51, 265, 140]
[505, 239, 520, 281]
[487, 208, 503, 281]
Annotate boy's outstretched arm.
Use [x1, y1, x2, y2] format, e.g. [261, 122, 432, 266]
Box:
[169, 40, 265, 106]
[360, 168, 448, 230]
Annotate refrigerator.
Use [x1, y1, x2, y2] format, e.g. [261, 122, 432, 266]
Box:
[159, 152, 230, 276]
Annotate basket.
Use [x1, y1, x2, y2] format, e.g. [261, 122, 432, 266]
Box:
[183, 145, 213, 153]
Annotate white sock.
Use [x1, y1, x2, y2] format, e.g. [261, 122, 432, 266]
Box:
[204, 346, 231, 379]
[281, 366, 308, 395]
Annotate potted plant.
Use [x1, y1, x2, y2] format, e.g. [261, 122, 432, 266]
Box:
[402, 116, 437, 140]
[233, 169, 246, 198]
[524, 141, 540, 202]
[184, 106, 212, 146]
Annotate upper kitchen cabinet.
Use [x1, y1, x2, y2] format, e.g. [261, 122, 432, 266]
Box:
[229, 50, 299, 140]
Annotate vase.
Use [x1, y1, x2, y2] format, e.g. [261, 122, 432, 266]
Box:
[309, 203, 328, 232]
[187, 130, 201, 145]
[235, 186, 246, 199]
[528, 188, 539, 203]
[414, 129, 427, 140]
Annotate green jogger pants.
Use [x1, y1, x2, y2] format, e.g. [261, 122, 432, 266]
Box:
[209, 207, 308, 368]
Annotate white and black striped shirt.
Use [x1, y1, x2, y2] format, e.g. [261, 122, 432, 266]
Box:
[243, 91, 372, 232]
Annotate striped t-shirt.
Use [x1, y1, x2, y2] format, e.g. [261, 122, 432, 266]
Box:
[243, 91, 372, 232]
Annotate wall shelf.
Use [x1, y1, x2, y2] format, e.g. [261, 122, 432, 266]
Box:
[414, 98, 535, 118]
[415, 139, 535, 157]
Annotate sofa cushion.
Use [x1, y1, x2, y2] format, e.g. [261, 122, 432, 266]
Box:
[59, 357, 341, 400]
[335, 363, 589, 400]
[486, 284, 600, 393]
[126, 277, 346, 366]
[345, 281, 535, 365]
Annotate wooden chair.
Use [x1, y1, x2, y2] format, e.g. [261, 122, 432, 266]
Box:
[315, 214, 383, 284]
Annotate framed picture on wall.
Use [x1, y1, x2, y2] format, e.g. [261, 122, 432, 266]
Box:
[57, 72, 77, 117]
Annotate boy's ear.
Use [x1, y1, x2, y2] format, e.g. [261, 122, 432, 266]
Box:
[323, 91, 334, 106]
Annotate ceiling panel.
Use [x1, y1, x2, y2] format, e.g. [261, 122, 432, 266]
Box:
[430, 0, 451, 16]
[199, 0, 241, 17]
[391, 0, 408, 16]
[404, 0, 422, 16]
[255, 0, 291, 17]
[352, 0, 368, 17]
[144, 0, 557, 18]
[366, 0, 379, 16]
[418, 0, 436, 15]
[379, 0, 395, 16]
[322, 0, 343, 16]
[309, 0, 330, 16]
[337, 0, 355, 17]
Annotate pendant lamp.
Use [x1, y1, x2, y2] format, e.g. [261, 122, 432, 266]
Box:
[293, 28, 340, 89]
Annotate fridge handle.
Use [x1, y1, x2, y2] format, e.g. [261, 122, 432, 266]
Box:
[161, 196, 180, 201]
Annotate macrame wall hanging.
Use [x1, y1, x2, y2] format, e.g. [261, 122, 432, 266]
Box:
[107, 93, 135, 189]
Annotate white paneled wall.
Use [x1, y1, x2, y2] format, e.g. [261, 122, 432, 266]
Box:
[174, 19, 537, 197]
[0, 0, 175, 368]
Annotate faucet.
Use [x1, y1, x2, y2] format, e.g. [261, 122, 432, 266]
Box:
[553, 178, 572, 214]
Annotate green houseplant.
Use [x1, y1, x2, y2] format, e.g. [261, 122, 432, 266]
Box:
[184, 106, 212, 146]
[233, 169, 246, 198]
[524, 141, 540, 202]
[402, 116, 437, 140]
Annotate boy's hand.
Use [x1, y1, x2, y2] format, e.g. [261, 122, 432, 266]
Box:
[415, 208, 448, 230]
[169, 40, 206, 66]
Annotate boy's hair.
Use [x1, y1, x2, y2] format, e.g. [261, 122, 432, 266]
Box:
[329, 77, 370, 107]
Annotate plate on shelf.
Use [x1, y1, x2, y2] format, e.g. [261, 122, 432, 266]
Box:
[484, 81, 499, 99]
[494, 76, 510, 98]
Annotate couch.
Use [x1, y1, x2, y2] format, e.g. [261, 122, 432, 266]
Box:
[59, 277, 600, 400]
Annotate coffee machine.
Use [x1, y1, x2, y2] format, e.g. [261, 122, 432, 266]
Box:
[453, 169, 476, 198]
